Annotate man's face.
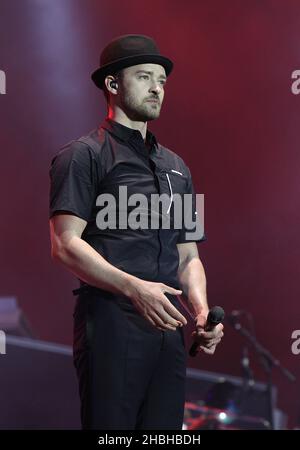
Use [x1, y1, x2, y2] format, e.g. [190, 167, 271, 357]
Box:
[117, 63, 166, 121]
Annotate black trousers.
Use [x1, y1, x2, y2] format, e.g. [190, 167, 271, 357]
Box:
[73, 289, 187, 430]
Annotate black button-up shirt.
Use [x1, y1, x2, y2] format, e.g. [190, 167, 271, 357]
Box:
[49, 118, 204, 290]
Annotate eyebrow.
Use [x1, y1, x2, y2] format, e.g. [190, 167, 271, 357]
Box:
[135, 70, 167, 80]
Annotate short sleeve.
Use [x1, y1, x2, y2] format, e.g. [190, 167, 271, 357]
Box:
[49, 140, 99, 220]
[177, 165, 206, 244]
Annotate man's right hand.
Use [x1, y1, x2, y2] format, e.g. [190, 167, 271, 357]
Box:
[126, 279, 187, 331]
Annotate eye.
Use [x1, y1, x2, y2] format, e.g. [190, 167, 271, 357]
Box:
[139, 75, 149, 80]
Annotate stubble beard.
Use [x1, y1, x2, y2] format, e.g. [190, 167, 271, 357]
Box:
[121, 92, 161, 121]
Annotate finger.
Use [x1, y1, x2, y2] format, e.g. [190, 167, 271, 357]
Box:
[146, 315, 166, 331]
[200, 345, 216, 355]
[205, 338, 221, 349]
[155, 306, 182, 328]
[162, 298, 187, 326]
[150, 311, 178, 331]
[192, 330, 204, 339]
[200, 330, 223, 339]
[192, 330, 206, 344]
[196, 335, 221, 347]
[192, 329, 221, 344]
[161, 284, 182, 296]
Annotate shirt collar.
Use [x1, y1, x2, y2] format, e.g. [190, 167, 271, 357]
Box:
[100, 118, 158, 153]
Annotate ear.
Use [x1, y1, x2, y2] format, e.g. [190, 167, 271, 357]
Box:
[104, 75, 118, 94]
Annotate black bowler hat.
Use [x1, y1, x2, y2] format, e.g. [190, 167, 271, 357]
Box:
[91, 34, 174, 89]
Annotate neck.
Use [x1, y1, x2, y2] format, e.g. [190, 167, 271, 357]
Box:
[107, 106, 147, 140]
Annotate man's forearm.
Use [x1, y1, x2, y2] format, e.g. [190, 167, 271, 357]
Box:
[53, 235, 138, 297]
[178, 256, 209, 318]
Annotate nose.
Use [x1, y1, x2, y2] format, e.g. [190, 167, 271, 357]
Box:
[149, 82, 162, 95]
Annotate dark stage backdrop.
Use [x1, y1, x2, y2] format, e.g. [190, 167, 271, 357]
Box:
[0, 0, 300, 426]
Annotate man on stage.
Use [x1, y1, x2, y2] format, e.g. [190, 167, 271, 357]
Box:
[49, 34, 223, 429]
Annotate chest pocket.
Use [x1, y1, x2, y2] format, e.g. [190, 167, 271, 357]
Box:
[159, 168, 187, 194]
[156, 168, 188, 217]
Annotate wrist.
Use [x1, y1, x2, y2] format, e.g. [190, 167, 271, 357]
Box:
[120, 272, 141, 299]
[193, 306, 209, 321]
[187, 289, 208, 318]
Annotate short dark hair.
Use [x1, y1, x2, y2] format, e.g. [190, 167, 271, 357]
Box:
[102, 69, 124, 105]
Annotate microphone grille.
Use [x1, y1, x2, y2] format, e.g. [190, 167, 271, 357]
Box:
[207, 306, 225, 324]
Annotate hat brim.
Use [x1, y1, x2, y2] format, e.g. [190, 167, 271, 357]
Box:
[91, 54, 173, 90]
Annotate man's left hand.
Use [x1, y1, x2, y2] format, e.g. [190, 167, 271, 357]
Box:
[191, 313, 224, 355]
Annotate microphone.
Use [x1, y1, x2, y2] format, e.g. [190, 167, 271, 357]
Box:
[189, 306, 225, 357]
